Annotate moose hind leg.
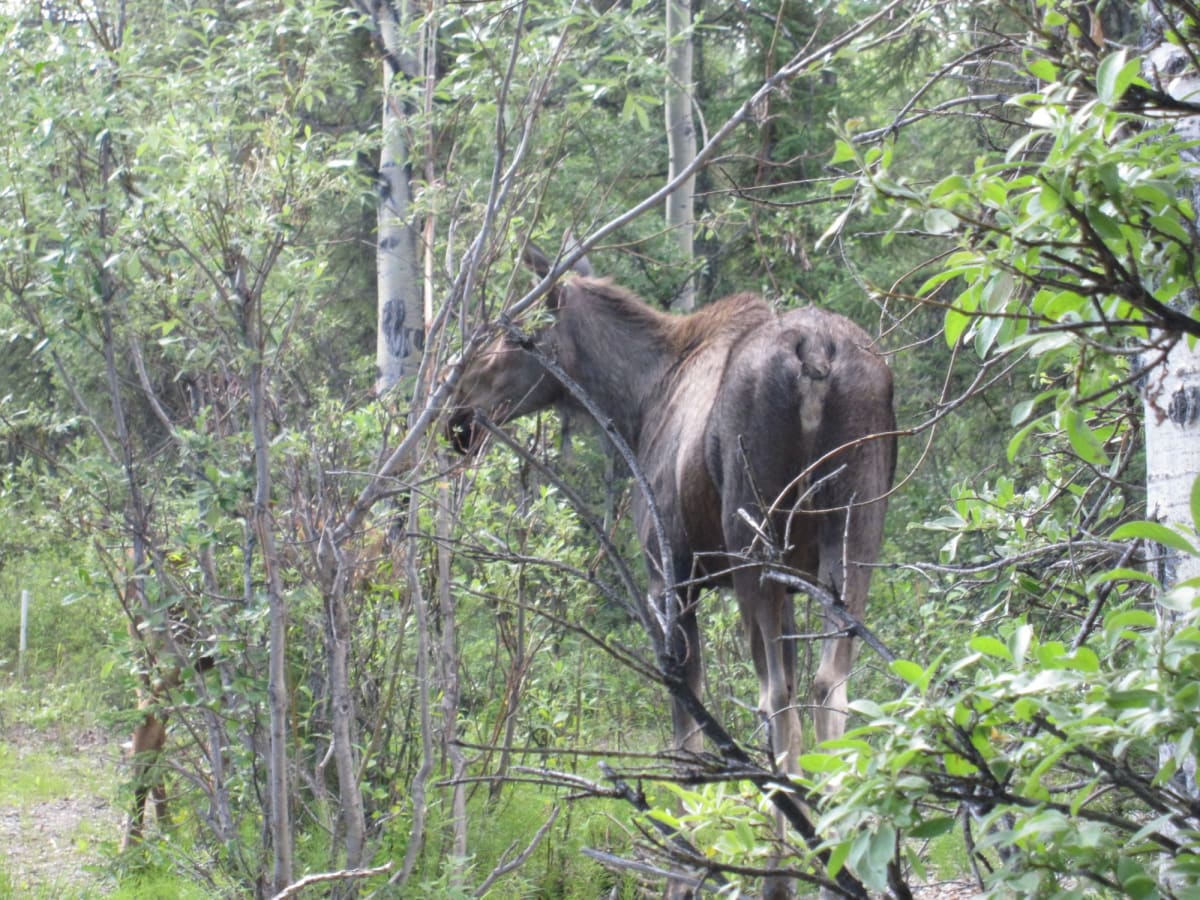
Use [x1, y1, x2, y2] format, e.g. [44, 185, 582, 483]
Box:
[737, 575, 801, 772]
[735, 578, 800, 900]
[151, 781, 169, 826]
[668, 591, 705, 755]
[123, 783, 148, 851]
[812, 630, 855, 745]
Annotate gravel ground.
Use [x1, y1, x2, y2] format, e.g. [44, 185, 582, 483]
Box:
[911, 880, 983, 899]
[0, 726, 121, 897]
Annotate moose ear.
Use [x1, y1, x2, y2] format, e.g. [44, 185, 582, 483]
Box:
[522, 243, 563, 310]
[523, 243, 553, 278]
[523, 240, 593, 279]
[522, 240, 592, 311]
[561, 233, 593, 277]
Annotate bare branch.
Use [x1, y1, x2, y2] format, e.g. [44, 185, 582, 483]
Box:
[270, 863, 392, 900]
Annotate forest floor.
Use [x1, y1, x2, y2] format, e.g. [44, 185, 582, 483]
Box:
[0, 706, 982, 899]
[0, 720, 121, 898]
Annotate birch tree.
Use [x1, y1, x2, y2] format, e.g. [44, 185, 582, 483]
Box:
[1142, 20, 1200, 842]
[370, 0, 425, 395]
[664, 0, 697, 311]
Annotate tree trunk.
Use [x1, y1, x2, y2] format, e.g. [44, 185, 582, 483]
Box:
[1142, 299, 1200, 866]
[665, 0, 696, 312]
[243, 263, 294, 893]
[393, 495, 435, 890]
[1142, 25, 1200, 854]
[1144, 336, 1200, 586]
[323, 539, 367, 871]
[436, 477, 469, 882]
[374, 0, 424, 395]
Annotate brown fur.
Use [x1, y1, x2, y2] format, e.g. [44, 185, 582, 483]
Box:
[123, 664, 176, 849]
[122, 644, 214, 850]
[449, 253, 896, 775]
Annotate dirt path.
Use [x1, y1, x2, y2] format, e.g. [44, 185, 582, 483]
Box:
[0, 725, 121, 897]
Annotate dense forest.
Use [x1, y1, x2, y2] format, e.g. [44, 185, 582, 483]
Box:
[1, 0, 1198, 897]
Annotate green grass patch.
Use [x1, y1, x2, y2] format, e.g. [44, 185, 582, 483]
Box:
[0, 867, 109, 900]
[0, 744, 85, 806]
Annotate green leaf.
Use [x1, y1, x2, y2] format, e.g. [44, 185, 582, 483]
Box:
[1010, 398, 1035, 427]
[1111, 520, 1199, 556]
[1087, 566, 1159, 586]
[910, 816, 955, 839]
[830, 139, 857, 165]
[1191, 474, 1200, 533]
[734, 818, 756, 852]
[646, 808, 682, 830]
[1096, 50, 1142, 105]
[1107, 688, 1160, 709]
[943, 752, 978, 776]
[1007, 416, 1043, 462]
[1063, 407, 1110, 466]
[1027, 58, 1059, 82]
[847, 698, 885, 719]
[929, 173, 970, 201]
[799, 752, 844, 774]
[865, 825, 896, 891]
[890, 658, 927, 689]
[826, 839, 850, 880]
[1085, 205, 1123, 243]
[923, 207, 958, 235]
[1118, 856, 1157, 899]
[969, 635, 1012, 661]
[1106, 608, 1157, 630]
[944, 305, 971, 348]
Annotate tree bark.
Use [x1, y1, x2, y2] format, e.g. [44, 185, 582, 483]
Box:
[436, 477, 469, 882]
[665, 0, 696, 312]
[243, 263, 294, 893]
[1144, 336, 1200, 586]
[322, 537, 367, 871]
[374, 0, 424, 395]
[393, 496, 435, 889]
[1142, 24, 1200, 854]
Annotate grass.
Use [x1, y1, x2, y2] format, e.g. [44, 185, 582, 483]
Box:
[0, 743, 87, 805]
[0, 670, 122, 899]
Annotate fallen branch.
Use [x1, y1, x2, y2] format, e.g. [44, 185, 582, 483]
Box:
[270, 863, 392, 899]
[473, 806, 560, 897]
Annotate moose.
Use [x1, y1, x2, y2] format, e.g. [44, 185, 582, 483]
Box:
[447, 245, 896, 781]
[116, 552, 215, 850]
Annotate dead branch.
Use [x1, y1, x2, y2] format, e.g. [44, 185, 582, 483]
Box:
[472, 806, 561, 897]
[270, 863, 392, 900]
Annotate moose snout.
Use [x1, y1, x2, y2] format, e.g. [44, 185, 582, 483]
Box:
[447, 408, 482, 455]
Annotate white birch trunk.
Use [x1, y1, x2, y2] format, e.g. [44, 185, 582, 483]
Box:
[665, 0, 696, 313]
[1143, 313, 1200, 862]
[1142, 29, 1200, 851]
[1144, 337, 1200, 588]
[375, 0, 424, 395]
